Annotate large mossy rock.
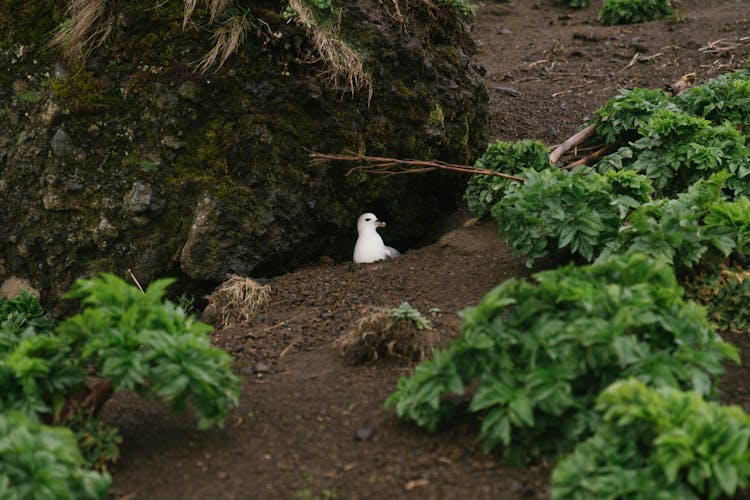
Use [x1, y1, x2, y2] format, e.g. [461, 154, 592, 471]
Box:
[0, 0, 488, 311]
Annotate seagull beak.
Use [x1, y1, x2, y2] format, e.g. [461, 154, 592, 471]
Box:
[376, 220, 386, 227]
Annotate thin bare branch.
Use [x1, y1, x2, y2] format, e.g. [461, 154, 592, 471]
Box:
[309, 152, 527, 182]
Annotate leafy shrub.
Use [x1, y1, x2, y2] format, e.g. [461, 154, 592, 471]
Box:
[596, 109, 750, 197]
[594, 87, 677, 145]
[493, 167, 653, 266]
[0, 411, 110, 499]
[386, 253, 737, 464]
[600, 171, 750, 270]
[599, 0, 673, 25]
[552, 378, 750, 499]
[464, 140, 549, 217]
[0, 292, 85, 418]
[0, 274, 242, 496]
[679, 71, 750, 136]
[685, 266, 750, 332]
[0, 289, 55, 334]
[58, 274, 241, 430]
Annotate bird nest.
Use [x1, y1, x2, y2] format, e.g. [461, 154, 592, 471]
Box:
[335, 305, 439, 365]
[202, 274, 270, 328]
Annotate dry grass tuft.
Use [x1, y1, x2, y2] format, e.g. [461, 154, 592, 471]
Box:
[193, 13, 249, 73]
[52, 0, 371, 95]
[51, 0, 113, 60]
[288, 0, 372, 100]
[202, 274, 270, 328]
[335, 306, 438, 365]
[184, 0, 233, 28]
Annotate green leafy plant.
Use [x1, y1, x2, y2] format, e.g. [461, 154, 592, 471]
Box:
[600, 171, 750, 270]
[552, 378, 750, 499]
[568, 0, 590, 8]
[492, 167, 653, 266]
[387, 302, 432, 331]
[599, 0, 673, 25]
[0, 292, 85, 418]
[0, 275, 242, 496]
[139, 159, 158, 172]
[386, 253, 737, 464]
[596, 109, 750, 197]
[0, 411, 110, 499]
[685, 266, 750, 332]
[594, 87, 677, 145]
[679, 71, 750, 136]
[464, 140, 549, 217]
[58, 274, 241, 430]
[16, 90, 43, 104]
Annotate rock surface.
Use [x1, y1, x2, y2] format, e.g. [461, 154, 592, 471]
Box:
[0, 0, 488, 312]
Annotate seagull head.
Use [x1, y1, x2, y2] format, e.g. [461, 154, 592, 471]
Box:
[357, 213, 386, 234]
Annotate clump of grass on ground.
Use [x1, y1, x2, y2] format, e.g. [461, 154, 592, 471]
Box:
[335, 302, 438, 365]
[202, 274, 270, 328]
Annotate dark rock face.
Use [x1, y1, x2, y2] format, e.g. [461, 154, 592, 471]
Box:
[0, 0, 488, 312]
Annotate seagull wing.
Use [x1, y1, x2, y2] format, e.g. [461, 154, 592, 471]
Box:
[384, 246, 401, 259]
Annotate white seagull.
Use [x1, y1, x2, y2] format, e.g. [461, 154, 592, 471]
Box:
[353, 213, 401, 264]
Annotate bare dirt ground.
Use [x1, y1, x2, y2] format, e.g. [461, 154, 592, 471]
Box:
[102, 1, 750, 498]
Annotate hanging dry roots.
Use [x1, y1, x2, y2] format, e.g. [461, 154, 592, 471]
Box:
[202, 274, 270, 328]
[335, 308, 439, 365]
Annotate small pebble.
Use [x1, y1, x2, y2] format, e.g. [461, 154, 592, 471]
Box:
[355, 427, 376, 441]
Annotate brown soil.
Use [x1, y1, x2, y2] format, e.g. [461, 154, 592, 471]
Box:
[102, 1, 750, 498]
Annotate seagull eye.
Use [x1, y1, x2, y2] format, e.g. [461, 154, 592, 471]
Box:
[365, 218, 372, 221]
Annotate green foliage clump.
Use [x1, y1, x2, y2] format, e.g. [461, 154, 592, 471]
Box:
[679, 71, 750, 136]
[594, 87, 677, 145]
[0, 411, 110, 499]
[552, 378, 750, 500]
[464, 140, 549, 217]
[599, 0, 673, 26]
[386, 254, 737, 464]
[568, 0, 590, 8]
[600, 171, 750, 270]
[685, 266, 750, 333]
[0, 275, 242, 497]
[387, 302, 432, 331]
[493, 167, 653, 266]
[58, 274, 241, 429]
[0, 291, 84, 418]
[597, 109, 750, 196]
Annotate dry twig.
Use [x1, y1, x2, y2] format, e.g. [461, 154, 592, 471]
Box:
[549, 123, 596, 165]
[699, 38, 742, 54]
[309, 151, 527, 182]
[127, 268, 144, 293]
[561, 143, 618, 170]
